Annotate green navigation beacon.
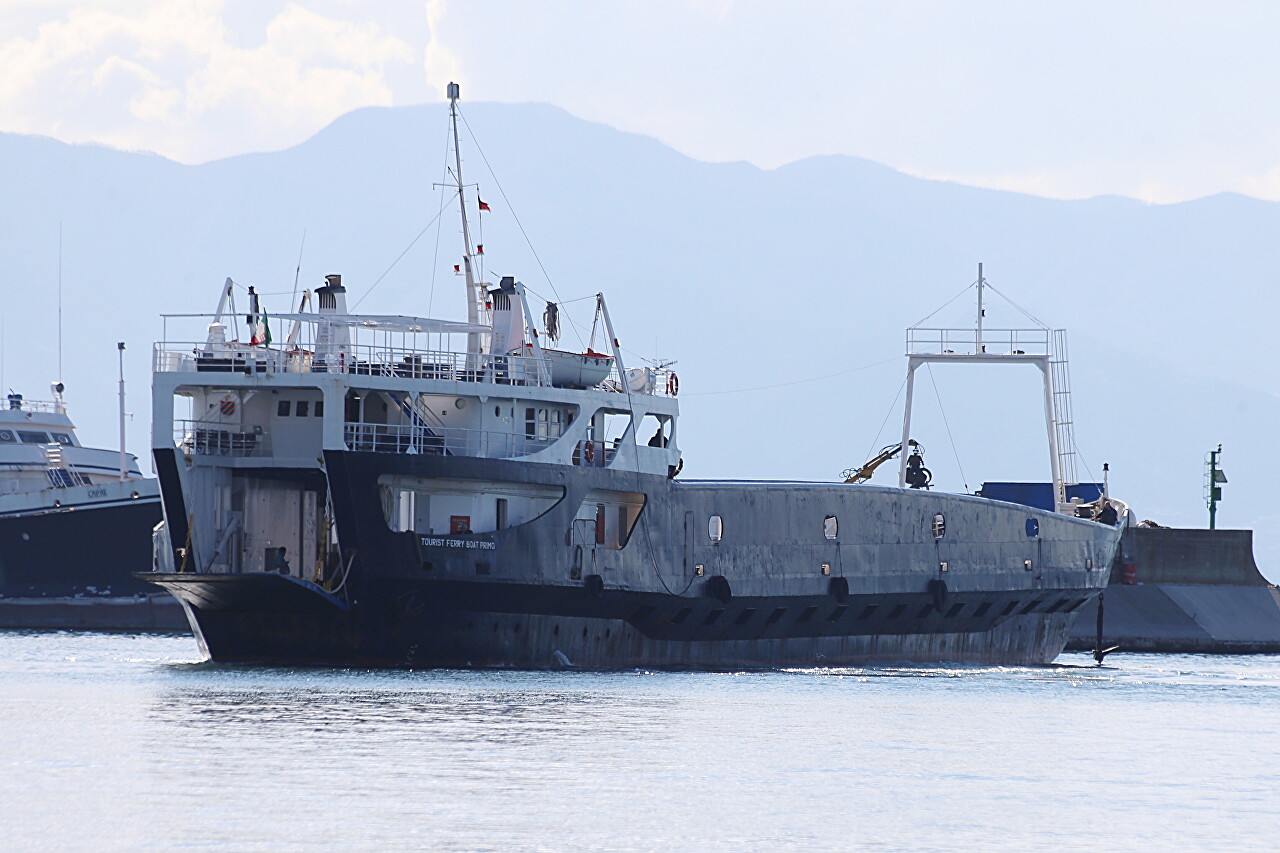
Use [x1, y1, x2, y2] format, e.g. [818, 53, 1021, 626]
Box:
[1205, 444, 1227, 529]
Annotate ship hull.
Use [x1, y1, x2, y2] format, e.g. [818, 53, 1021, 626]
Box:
[145, 449, 1120, 668]
[150, 573, 1085, 667]
[0, 484, 162, 599]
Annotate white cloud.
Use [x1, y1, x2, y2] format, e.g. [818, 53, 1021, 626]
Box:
[4, 1, 1280, 202]
[0, 0, 419, 161]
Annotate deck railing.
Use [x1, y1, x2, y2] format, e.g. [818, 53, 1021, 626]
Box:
[175, 420, 271, 457]
[344, 421, 619, 464]
[153, 342, 680, 398]
[154, 343, 556, 385]
[3, 397, 66, 415]
[906, 327, 1051, 357]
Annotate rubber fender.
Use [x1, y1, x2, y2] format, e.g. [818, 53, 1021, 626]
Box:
[828, 576, 850, 603]
[704, 574, 732, 603]
[927, 578, 948, 612]
[584, 573, 605, 600]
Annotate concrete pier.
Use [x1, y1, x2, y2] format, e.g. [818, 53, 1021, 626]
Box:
[1067, 527, 1280, 653]
[0, 594, 187, 633]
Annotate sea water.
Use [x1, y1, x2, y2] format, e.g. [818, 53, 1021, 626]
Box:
[2, 631, 1278, 851]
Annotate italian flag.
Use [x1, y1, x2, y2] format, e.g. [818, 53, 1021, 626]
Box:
[251, 309, 272, 346]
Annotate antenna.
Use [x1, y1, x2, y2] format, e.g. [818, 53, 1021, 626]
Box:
[117, 342, 128, 481]
[291, 230, 307, 306]
[448, 81, 482, 355]
[976, 262, 984, 354]
[58, 223, 63, 385]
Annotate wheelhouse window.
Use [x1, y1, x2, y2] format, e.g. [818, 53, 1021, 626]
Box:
[18, 431, 50, 444]
[525, 407, 565, 442]
[0, 429, 15, 442]
[824, 515, 838, 540]
[277, 400, 291, 417]
[708, 514, 723, 542]
[295, 401, 309, 417]
[52, 433, 74, 445]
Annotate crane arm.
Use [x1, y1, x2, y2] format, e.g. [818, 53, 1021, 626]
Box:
[843, 440, 920, 484]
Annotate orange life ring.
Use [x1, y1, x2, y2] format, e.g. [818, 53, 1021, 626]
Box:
[583, 441, 596, 463]
[666, 372, 679, 397]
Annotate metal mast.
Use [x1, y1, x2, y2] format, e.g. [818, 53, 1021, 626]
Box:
[117, 342, 128, 481]
[899, 267, 1073, 511]
[976, 262, 984, 353]
[448, 82, 482, 355]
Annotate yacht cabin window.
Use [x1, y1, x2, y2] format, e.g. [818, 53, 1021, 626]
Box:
[18, 431, 50, 444]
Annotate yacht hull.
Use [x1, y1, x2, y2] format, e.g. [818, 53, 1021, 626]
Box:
[0, 485, 162, 599]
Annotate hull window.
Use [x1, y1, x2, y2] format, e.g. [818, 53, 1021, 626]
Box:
[380, 476, 564, 535]
[571, 489, 646, 549]
[823, 515, 838, 540]
[708, 515, 723, 542]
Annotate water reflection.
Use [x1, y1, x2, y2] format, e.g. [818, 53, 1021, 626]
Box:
[149, 670, 682, 750]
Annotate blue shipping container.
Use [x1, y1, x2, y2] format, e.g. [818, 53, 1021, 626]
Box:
[976, 482, 1105, 511]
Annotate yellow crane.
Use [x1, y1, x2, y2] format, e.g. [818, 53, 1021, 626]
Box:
[843, 440, 931, 488]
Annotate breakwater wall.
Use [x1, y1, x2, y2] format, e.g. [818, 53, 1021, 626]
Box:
[1067, 527, 1280, 653]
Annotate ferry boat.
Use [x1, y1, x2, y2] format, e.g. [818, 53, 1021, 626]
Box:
[0, 377, 175, 629]
[140, 84, 1123, 666]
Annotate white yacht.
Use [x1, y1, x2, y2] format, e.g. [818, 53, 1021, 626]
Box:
[0, 387, 177, 629]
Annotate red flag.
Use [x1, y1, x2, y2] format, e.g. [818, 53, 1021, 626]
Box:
[476, 244, 484, 255]
[478, 197, 491, 212]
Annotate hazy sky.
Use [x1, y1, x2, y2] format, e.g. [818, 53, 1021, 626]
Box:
[2, 0, 1277, 203]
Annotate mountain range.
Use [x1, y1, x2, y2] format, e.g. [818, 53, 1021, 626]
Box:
[2, 101, 1276, 579]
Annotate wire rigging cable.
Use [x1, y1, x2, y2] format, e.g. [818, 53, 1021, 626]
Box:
[683, 357, 897, 397]
[925, 362, 969, 492]
[350, 206, 450, 311]
[862, 374, 910, 468]
[908, 274, 1049, 330]
[427, 121, 454, 317]
[457, 107, 587, 351]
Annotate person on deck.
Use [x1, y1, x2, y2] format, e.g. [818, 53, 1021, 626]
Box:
[1096, 500, 1119, 526]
